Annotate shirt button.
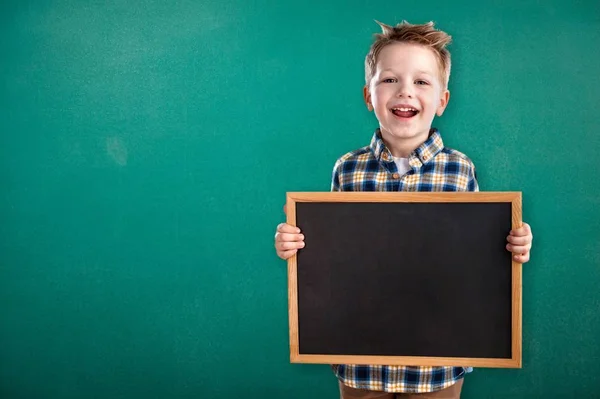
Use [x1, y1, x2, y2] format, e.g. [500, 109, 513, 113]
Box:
[423, 155, 428, 161]
[392, 173, 400, 179]
[382, 153, 390, 161]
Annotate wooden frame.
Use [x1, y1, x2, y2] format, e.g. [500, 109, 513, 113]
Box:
[287, 192, 522, 368]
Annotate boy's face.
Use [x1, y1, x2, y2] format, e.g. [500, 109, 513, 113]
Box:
[364, 42, 449, 154]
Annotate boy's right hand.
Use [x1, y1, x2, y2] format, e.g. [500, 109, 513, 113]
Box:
[274, 223, 305, 260]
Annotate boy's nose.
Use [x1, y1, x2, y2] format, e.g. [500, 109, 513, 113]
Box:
[396, 84, 414, 98]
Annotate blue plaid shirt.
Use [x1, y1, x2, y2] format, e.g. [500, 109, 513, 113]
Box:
[330, 128, 477, 393]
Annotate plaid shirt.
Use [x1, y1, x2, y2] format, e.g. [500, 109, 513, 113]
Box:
[330, 128, 477, 393]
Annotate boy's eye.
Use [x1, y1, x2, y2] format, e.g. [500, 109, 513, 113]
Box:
[382, 78, 397, 83]
[415, 80, 429, 85]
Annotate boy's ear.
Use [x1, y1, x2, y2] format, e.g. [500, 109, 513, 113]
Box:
[436, 89, 450, 116]
[363, 85, 373, 111]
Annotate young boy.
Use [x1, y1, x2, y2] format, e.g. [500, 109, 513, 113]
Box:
[274, 21, 533, 398]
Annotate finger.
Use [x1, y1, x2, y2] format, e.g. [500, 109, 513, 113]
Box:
[509, 227, 526, 236]
[278, 249, 298, 260]
[276, 240, 305, 251]
[506, 243, 531, 254]
[277, 223, 301, 234]
[275, 232, 304, 243]
[510, 222, 532, 237]
[506, 235, 531, 246]
[512, 252, 530, 264]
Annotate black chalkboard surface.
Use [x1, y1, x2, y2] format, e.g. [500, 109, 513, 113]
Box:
[286, 192, 522, 368]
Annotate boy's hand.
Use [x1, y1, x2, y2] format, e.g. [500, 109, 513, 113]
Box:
[506, 222, 533, 264]
[274, 223, 305, 260]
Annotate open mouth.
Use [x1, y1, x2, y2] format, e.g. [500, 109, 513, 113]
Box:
[391, 107, 419, 118]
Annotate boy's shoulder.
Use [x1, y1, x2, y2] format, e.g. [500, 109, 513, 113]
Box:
[333, 130, 383, 168]
[334, 145, 373, 165]
[438, 146, 476, 166]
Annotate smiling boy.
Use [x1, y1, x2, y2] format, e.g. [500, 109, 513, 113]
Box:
[366, 40, 449, 158]
[274, 21, 533, 398]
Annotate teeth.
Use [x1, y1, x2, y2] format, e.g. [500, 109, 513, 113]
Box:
[392, 107, 417, 112]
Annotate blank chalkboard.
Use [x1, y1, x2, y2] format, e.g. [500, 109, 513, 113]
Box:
[286, 192, 522, 368]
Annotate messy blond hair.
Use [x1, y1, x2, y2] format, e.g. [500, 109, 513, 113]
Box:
[365, 20, 452, 88]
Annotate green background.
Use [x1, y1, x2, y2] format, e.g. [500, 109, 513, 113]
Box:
[1, 0, 599, 398]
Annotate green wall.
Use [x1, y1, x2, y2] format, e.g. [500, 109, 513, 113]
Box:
[1, 1, 599, 398]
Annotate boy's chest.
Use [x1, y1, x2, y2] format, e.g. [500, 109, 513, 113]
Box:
[341, 165, 468, 192]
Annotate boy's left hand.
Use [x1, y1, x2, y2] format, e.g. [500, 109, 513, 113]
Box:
[506, 222, 533, 264]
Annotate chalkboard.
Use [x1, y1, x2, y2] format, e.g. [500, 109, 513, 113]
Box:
[4, 1, 599, 397]
[287, 192, 522, 368]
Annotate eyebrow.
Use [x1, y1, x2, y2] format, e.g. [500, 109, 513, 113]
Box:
[380, 68, 435, 76]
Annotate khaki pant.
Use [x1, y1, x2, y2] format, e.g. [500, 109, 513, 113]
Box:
[339, 378, 463, 399]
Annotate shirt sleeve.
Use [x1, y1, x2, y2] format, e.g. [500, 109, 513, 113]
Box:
[468, 163, 479, 192]
[331, 160, 342, 192]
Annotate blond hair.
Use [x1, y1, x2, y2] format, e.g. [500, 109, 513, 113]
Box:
[365, 20, 452, 88]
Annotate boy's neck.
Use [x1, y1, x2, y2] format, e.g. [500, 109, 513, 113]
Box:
[380, 129, 431, 158]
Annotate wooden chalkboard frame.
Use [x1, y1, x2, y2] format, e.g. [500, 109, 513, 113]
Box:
[286, 192, 522, 368]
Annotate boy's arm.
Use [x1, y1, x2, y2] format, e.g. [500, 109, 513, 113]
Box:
[275, 161, 341, 260]
[468, 162, 532, 263]
[507, 224, 532, 263]
[274, 220, 304, 260]
[467, 164, 479, 192]
[468, 174, 479, 192]
[275, 161, 346, 261]
[331, 160, 342, 192]
[275, 160, 342, 260]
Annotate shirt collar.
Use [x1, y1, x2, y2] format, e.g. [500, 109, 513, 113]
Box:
[369, 128, 445, 165]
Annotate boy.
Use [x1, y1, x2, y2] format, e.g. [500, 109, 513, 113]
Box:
[274, 21, 533, 398]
